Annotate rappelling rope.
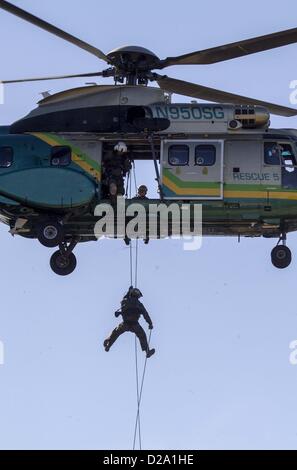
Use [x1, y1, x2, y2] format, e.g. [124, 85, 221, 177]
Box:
[132, 160, 138, 197]
[134, 299, 141, 450]
[129, 242, 133, 287]
[133, 329, 152, 451]
[127, 164, 142, 448]
[125, 170, 131, 198]
[133, 238, 141, 450]
[127, 162, 152, 450]
[129, 162, 142, 449]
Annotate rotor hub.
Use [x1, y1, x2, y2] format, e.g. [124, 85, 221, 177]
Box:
[107, 46, 160, 73]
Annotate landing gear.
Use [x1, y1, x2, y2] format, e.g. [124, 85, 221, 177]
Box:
[50, 251, 77, 276]
[37, 220, 64, 248]
[271, 233, 292, 269]
[50, 239, 78, 276]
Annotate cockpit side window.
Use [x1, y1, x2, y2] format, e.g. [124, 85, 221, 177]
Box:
[51, 146, 72, 167]
[264, 142, 297, 170]
[0, 146, 13, 168]
[280, 144, 296, 173]
[264, 142, 280, 165]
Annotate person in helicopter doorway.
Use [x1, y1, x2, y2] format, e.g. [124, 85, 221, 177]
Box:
[102, 141, 132, 203]
[134, 185, 149, 200]
[132, 185, 149, 244]
[103, 287, 155, 358]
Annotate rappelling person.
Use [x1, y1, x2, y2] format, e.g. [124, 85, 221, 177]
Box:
[102, 141, 132, 202]
[103, 287, 155, 358]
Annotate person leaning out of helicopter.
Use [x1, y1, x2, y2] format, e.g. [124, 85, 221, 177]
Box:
[102, 141, 132, 202]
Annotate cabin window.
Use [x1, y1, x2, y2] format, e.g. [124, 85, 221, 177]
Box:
[195, 145, 216, 166]
[51, 146, 72, 167]
[168, 145, 189, 166]
[0, 146, 13, 168]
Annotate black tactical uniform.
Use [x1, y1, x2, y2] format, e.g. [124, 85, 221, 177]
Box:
[104, 288, 155, 358]
[102, 150, 132, 200]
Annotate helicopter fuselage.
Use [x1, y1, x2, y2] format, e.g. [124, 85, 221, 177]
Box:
[1, 128, 297, 241]
[0, 86, 297, 254]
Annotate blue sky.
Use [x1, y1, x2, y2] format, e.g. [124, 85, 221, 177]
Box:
[1, 0, 297, 450]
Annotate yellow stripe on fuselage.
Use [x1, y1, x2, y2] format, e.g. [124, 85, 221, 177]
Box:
[163, 176, 297, 200]
[163, 175, 221, 196]
[224, 190, 297, 200]
[30, 132, 101, 181]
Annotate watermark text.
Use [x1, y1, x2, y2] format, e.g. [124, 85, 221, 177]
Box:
[94, 197, 202, 251]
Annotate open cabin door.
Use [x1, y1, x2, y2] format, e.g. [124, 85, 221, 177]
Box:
[161, 139, 224, 200]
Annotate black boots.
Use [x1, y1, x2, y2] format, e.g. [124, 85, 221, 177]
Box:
[124, 236, 131, 246]
[146, 348, 155, 358]
[104, 341, 155, 358]
[104, 339, 110, 352]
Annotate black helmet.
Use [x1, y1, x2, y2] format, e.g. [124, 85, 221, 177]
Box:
[138, 185, 148, 193]
[130, 288, 143, 298]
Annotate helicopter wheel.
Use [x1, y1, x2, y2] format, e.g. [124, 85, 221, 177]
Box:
[271, 245, 292, 269]
[50, 251, 77, 276]
[37, 220, 64, 248]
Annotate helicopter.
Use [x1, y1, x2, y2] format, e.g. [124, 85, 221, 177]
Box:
[1, 0, 297, 276]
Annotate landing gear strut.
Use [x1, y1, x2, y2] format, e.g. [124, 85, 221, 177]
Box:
[50, 238, 78, 276]
[271, 233, 292, 269]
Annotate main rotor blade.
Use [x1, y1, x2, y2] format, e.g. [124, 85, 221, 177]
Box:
[156, 75, 297, 117]
[0, 0, 109, 62]
[2, 71, 103, 84]
[159, 27, 297, 67]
